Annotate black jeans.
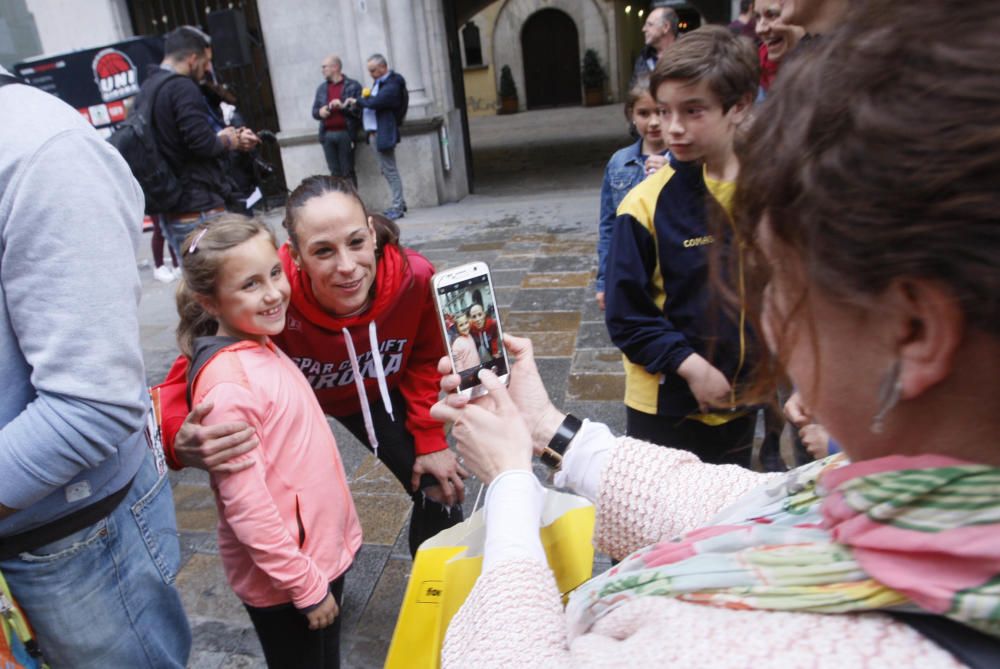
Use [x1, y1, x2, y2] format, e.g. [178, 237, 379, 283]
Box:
[320, 130, 355, 181]
[336, 389, 463, 556]
[626, 408, 756, 468]
[245, 576, 345, 669]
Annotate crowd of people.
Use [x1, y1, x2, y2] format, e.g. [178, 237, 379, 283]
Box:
[435, 1, 999, 667]
[1, 0, 998, 667]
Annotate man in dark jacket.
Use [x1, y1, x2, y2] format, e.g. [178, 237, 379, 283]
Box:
[631, 6, 679, 85]
[145, 26, 259, 259]
[312, 55, 362, 183]
[347, 53, 407, 220]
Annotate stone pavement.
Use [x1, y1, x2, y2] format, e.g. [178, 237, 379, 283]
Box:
[137, 104, 630, 668]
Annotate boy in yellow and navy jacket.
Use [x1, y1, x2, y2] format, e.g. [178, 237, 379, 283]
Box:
[605, 26, 762, 467]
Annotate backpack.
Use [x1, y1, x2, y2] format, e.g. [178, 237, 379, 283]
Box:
[148, 337, 250, 469]
[107, 72, 182, 215]
[394, 73, 409, 126]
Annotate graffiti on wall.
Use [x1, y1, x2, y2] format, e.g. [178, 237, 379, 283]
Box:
[466, 95, 497, 113]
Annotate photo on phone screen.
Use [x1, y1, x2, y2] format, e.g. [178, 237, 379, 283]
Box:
[434, 267, 509, 392]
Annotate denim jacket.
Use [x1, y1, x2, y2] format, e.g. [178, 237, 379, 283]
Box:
[596, 139, 669, 293]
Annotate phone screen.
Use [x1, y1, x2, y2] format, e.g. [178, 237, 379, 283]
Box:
[435, 271, 509, 391]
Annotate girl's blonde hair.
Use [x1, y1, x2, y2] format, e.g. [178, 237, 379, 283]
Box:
[175, 215, 278, 359]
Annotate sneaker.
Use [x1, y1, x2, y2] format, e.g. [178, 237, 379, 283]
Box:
[153, 265, 177, 283]
[383, 208, 404, 221]
[173, 266, 183, 280]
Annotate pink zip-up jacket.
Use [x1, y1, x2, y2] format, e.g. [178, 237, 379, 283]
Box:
[193, 339, 363, 610]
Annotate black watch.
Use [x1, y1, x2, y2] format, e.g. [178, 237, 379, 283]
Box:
[539, 414, 583, 469]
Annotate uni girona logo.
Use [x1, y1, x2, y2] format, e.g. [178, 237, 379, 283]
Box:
[92, 48, 140, 102]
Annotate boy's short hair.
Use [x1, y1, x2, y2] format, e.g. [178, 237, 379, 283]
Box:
[164, 26, 211, 60]
[650, 25, 759, 112]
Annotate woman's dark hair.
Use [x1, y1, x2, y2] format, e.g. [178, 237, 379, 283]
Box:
[282, 175, 400, 262]
[727, 0, 1000, 394]
[175, 216, 276, 359]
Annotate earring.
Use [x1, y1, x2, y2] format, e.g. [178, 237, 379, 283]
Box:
[870, 358, 902, 434]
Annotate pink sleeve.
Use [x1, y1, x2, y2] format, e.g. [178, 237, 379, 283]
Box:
[594, 437, 781, 560]
[443, 559, 571, 667]
[203, 382, 330, 610]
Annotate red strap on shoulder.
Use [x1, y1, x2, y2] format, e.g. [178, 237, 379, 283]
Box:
[151, 340, 257, 470]
[151, 354, 191, 470]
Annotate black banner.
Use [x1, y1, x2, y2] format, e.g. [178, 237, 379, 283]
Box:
[14, 36, 164, 138]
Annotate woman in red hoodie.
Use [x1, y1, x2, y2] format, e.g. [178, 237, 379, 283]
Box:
[754, 0, 805, 97]
[169, 176, 467, 555]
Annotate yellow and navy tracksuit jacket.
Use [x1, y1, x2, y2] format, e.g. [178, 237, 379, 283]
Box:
[604, 157, 749, 422]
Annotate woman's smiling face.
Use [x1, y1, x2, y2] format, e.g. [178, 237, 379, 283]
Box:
[289, 191, 378, 316]
[755, 1, 806, 62]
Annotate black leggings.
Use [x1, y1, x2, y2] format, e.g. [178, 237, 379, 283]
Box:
[336, 389, 463, 556]
[245, 576, 345, 669]
[626, 408, 756, 468]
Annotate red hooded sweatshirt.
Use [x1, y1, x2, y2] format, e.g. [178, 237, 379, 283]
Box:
[272, 242, 447, 456]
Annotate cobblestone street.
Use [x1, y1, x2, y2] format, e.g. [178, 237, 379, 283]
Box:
[137, 104, 629, 668]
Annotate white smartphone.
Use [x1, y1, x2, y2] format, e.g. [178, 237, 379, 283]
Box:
[431, 262, 511, 398]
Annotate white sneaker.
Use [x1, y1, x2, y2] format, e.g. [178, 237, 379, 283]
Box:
[172, 266, 183, 280]
[153, 265, 176, 283]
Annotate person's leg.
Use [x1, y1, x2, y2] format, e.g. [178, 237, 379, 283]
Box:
[345, 137, 357, 187]
[336, 390, 463, 555]
[375, 147, 405, 213]
[1, 451, 190, 669]
[152, 219, 166, 268]
[625, 407, 687, 448]
[151, 217, 176, 282]
[706, 414, 756, 469]
[758, 406, 790, 472]
[625, 408, 754, 468]
[244, 576, 344, 669]
[160, 217, 200, 266]
[333, 131, 352, 181]
[320, 133, 342, 176]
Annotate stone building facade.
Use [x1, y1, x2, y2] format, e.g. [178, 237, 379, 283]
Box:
[7, 0, 469, 210]
[460, 0, 620, 117]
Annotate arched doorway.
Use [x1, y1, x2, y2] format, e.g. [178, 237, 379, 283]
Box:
[521, 9, 581, 109]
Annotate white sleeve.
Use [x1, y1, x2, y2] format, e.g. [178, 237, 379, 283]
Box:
[553, 420, 615, 502]
[482, 469, 546, 572]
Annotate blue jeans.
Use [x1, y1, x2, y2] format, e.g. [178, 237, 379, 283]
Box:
[160, 209, 225, 265]
[0, 451, 191, 668]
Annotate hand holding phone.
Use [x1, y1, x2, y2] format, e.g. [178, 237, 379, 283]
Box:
[431, 262, 511, 398]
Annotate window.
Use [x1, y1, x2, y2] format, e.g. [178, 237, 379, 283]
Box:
[462, 21, 483, 67]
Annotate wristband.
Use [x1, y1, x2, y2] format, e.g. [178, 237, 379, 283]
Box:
[539, 414, 582, 469]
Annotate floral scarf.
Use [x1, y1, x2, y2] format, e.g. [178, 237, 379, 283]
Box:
[566, 454, 1000, 639]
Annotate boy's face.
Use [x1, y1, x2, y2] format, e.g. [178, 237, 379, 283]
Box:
[655, 78, 749, 167]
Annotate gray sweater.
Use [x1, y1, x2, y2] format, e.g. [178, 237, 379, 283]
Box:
[0, 68, 149, 536]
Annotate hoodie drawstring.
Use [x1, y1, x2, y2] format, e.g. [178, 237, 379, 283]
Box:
[342, 323, 396, 458]
[368, 321, 395, 423]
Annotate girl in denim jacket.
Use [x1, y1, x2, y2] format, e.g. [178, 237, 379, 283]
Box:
[595, 78, 668, 309]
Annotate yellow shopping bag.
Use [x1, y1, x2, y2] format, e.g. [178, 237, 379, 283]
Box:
[385, 490, 595, 669]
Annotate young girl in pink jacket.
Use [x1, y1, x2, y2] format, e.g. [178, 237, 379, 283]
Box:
[175, 216, 362, 668]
